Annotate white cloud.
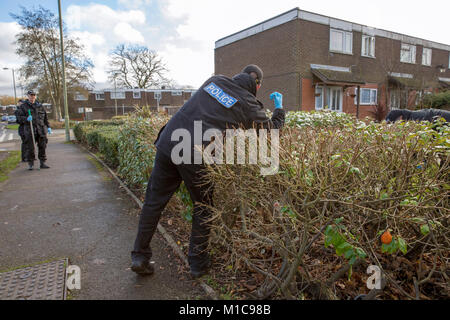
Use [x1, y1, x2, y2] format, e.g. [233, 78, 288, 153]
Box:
[65, 4, 149, 88]
[66, 4, 146, 31]
[114, 22, 145, 43]
[71, 31, 109, 83]
[0, 22, 25, 95]
[117, 0, 153, 9]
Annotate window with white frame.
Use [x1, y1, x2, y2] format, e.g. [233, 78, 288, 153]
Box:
[355, 88, 377, 105]
[110, 91, 125, 99]
[330, 29, 352, 54]
[400, 43, 416, 64]
[95, 93, 105, 100]
[133, 91, 141, 99]
[422, 48, 432, 66]
[154, 92, 162, 100]
[362, 35, 375, 57]
[171, 90, 182, 96]
[74, 92, 88, 101]
[315, 85, 343, 112]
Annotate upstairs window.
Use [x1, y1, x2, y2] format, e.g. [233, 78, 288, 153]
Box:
[95, 93, 104, 100]
[74, 92, 88, 101]
[133, 91, 141, 99]
[422, 48, 432, 66]
[330, 29, 352, 54]
[171, 90, 182, 96]
[111, 91, 125, 99]
[362, 35, 375, 57]
[400, 43, 416, 64]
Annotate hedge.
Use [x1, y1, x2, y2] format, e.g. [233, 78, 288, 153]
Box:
[74, 121, 122, 167]
[207, 119, 449, 299]
[73, 110, 449, 299]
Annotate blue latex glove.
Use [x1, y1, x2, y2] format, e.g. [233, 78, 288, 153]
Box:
[27, 115, 33, 121]
[270, 92, 283, 109]
[48, 128, 52, 135]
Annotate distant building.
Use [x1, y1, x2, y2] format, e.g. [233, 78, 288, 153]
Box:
[69, 88, 196, 119]
[215, 8, 450, 119]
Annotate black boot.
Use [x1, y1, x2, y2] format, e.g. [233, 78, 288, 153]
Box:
[190, 260, 212, 279]
[40, 161, 50, 169]
[131, 257, 154, 276]
[28, 161, 34, 171]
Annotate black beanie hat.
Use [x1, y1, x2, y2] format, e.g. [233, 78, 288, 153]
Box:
[242, 64, 263, 82]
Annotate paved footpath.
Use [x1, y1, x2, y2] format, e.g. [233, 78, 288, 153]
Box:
[0, 133, 205, 299]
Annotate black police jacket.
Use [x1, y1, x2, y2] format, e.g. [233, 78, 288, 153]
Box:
[155, 73, 286, 158]
[15, 100, 50, 137]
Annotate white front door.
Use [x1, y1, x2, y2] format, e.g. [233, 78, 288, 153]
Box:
[327, 87, 342, 112]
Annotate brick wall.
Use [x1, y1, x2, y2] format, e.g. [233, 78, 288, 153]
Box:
[215, 19, 301, 110]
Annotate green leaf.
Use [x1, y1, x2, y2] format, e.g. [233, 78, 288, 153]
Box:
[344, 248, 354, 259]
[398, 237, 407, 255]
[411, 217, 426, 224]
[355, 248, 367, 258]
[331, 232, 345, 248]
[336, 242, 352, 256]
[348, 256, 357, 266]
[420, 225, 430, 236]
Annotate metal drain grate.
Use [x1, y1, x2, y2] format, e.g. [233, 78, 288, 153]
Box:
[0, 259, 67, 300]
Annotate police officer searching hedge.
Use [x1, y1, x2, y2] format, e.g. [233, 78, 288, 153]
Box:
[15, 90, 52, 170]
[131, 65, 285, 278]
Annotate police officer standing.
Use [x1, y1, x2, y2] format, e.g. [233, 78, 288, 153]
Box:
[15, 90, 52, 170]
[131, 65, 286, 278]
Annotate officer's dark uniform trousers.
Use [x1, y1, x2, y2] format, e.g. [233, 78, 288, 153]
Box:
[23, 125, 47, 162]
[132, 150, 213, 271]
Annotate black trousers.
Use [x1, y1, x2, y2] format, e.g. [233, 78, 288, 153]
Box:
[19, 134, 26, 162]
[23, 133, 47, 162]
[132, 149, 213, 271]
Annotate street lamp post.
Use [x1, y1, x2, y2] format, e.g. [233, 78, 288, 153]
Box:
[57, 0, 70, 142]
[2, 67, 17, 104]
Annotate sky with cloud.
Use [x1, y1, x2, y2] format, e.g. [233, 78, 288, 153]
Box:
[0, 0, 449, 97]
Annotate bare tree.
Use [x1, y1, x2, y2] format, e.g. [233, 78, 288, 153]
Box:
[11, 6, 93, 120]
[107, 44, 170, 89]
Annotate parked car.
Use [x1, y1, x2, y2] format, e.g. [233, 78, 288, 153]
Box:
[1, 115, 8, 121]
[7, 115, 17, 124]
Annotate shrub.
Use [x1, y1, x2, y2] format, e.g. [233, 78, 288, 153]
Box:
[117, 113, 170, 192]
[422, 90, 450, 109]
[97, 130, 120, 167]
[206, 120, 449, 299]
[285, 110, 357, 128]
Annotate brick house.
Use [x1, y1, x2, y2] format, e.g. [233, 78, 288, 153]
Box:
[215, 8, 450, 119]
[69, 88, 196, 120]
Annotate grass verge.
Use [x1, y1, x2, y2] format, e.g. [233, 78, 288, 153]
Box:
[6, 124, 19, 130]
[0, 150, 21, 183]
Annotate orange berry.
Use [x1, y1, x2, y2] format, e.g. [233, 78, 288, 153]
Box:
[381, 230, 393, 244]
